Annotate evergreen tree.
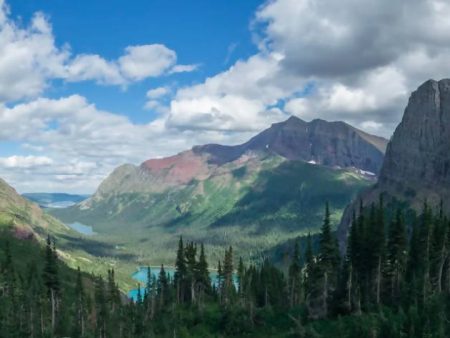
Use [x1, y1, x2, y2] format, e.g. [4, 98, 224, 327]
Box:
[304, 232, 314, 300]
[196, 243, 211, 301]
[217, 260, 223, 303]
[288, 238, 302, 307]
[429, 206, 447, 293]
[185, 241, 197, 303]
[347, 210, 362, 314]
[308, 203, 340, 318]
[418, 202, 433, 305]
[371, 195, 386, 305]
[157, 264, 169, 308]
[145, 266, 152, 303]
[222, 246, 235, 305]
[174, 236, 187, 304]
[94, 276, 108, 338]
[385, 209, 407, 302]
[42, 235, 60, 332]
[237, 257, 245, 298]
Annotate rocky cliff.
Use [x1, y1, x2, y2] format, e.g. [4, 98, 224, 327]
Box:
[338, 79, 450, 250]
[195, 116, 386, 172]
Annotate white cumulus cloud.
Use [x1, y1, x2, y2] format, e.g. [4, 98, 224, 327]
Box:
[0, 155, 53, 168]
[0, 2, 197, 103]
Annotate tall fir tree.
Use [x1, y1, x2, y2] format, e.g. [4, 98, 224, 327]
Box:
[174, 236, 187, 304]
[288, 238, 302, 307]
[43, 235, 60, 332]
[196, 243, 211, 301]
[385, 209, 407, 302]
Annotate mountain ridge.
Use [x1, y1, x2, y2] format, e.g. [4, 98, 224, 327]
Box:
[87, 115, 387, 201]
[0, 178, 70, 239]
[52, 116, 386, 263]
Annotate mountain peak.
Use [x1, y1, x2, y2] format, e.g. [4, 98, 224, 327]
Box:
[193, 116, 387, 172]
[283, 115, 306, 124]
[88, 117, 387, 199]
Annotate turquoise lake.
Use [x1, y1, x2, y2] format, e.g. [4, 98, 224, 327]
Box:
[128, 266, 236, 300]
[67, 222, 95, 236]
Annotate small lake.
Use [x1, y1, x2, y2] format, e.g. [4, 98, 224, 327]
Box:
[47, 201, 77, 208]
[128, 266, 236, 300]
[67, 222, 95, 236]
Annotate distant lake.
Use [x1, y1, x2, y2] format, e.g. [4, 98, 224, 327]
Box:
[47, 201, 77, 208]
[128, 266, 236, 300]
[68, 222, 95, 236]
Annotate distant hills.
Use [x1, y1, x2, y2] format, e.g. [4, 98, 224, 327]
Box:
[22, 192, 89, 209]
[51, 116, 387, 263]
[0, 178, 72, 241]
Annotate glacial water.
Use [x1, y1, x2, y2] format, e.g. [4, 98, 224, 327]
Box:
[68, 222, 95, 236]
[128, 266, 236, 300]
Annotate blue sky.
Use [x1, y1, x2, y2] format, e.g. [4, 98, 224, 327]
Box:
[8, 0, 261, 123]
[0, 0, 449, 193]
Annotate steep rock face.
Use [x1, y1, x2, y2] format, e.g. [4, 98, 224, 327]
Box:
[195, 116, 386, 173]
[338, 79, 450, 250]
[379, 79, 450, 194]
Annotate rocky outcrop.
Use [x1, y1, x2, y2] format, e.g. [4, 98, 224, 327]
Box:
[196, 116, 387, 173]
[338, 79, 450, 251]
[379, 79, 450, 197]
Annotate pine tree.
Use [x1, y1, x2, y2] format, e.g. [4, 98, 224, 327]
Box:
[346, 210, 362, 314]
[185, 241, 197, 303]
[372, 195, 386, 304]
[94, 276, 108, 338]
[217, 260, 223, 303]
[288, 238, 302, 307]
[73, 267, 86, 337]
[319, 202, 340, 275]
[222, 246, 235, 305]
[418, 202, 433, 305]
[43, 235, 60, 332]
[157, 264, 169, 308]
[107, 268, 120, 312]
[429, 205, 447, 293]
[237, 257, 245, 297]
[196, 243, 211, 302]
[145, 266, 152, 303]
[174, 236, 187, 304]
[385, 209, 407, 302]
[308, 203, 340, 319]
[304, 232, 314, 299]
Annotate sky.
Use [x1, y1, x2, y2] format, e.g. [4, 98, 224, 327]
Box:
[0, 0, 450, 193]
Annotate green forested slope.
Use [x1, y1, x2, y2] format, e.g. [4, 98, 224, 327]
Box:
[52, 158, 371, 264]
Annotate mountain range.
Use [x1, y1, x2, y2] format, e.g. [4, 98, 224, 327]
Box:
[3, 78, 450, 285]
[3, 79, 450, 338]
[22, 192, 89, 209]
[51, 116, 387, 263]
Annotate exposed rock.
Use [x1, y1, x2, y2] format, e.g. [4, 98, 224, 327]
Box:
[195, 116, 386, 173]
[338, 79, 450, 251]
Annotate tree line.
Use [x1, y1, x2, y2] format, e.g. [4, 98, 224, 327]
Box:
[1, 198, 450, 337]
